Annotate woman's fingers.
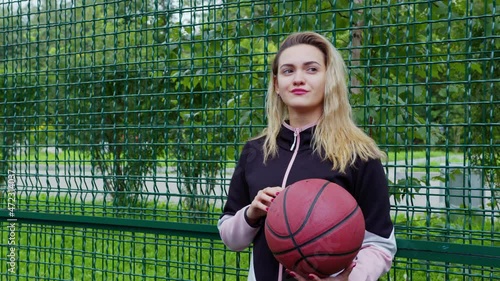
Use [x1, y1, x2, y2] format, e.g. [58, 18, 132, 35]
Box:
[285, 262, 356, 281]
[257, 186, 284, 206]
[260, 186, 283, 202]
[285, 269, 305, 280]
[247, 186, 284, 219]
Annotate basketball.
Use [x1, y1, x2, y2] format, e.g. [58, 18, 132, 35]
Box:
[264, 178, 365, 278]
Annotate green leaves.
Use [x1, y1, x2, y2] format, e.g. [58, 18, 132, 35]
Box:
[0, 0, 496, 211]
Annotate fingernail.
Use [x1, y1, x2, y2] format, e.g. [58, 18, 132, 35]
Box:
[287, 272, 296, 278]
[271, 198, 274, 202]
[353, 262, 357, 267]
[266, 207, 269, 211]
[276, 192, 280, 195]
[308, 274, 315, 280]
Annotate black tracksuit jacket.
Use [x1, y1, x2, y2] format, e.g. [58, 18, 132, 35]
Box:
[220, 123, 394, 280]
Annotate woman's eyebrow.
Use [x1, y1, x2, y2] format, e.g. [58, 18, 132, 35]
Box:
[279, 61, 321, 69]
[303, 61, 321, 66]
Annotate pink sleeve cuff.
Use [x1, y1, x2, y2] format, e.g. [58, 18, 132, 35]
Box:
[348, 244, 393, 281]
[217, 206, 261, 251]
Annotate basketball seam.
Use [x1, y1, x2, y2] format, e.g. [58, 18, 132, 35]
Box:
[292, 247, 361, 277]
[298, 247, 361, 258]
[271, 205, 362, 256]
[270, 180, 330, 240]
[265, 179, 364, 277]
[288, 206, 362, 277]
[283, 180, 331, 276]
[282, 180, 330, 253]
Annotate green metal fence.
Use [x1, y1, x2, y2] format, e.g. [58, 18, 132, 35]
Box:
[1, 0, 498, 280]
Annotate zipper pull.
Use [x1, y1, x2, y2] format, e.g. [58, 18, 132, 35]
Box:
[290, 131, 298, 151]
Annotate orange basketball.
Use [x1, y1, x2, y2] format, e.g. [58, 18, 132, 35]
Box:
[264, 178, 365, 278]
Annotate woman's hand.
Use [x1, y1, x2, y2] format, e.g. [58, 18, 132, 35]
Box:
[286, 262, 356, 281]
[246, 186, 284, 223]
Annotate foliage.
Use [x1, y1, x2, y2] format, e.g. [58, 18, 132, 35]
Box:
[0, 2, 497, 280]
[0, 0, 497, 213]
[0, 222, 249, 281]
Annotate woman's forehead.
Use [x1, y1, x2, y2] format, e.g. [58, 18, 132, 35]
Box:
[278, 44, 325, 66]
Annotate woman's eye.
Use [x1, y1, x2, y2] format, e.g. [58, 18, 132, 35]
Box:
[282, 69, 293, 74]
[307, 67, 318, 72]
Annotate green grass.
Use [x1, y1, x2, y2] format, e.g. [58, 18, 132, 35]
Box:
[16, 149, 464, 173]
[1, 196, 249, 281]
[0, 224, 250, 281]
[4, 150, 495, 281]
[1, 215, 495, 281]
[13, 149, 240, 169]
[386, 150, 463, 163]
[1, 195, 498, 281]
[384, 150, 464, 173]
[13, 148, 93, 164]
[379, 212, 500, 281]
[381, 260, 496, 281]
[18, 148, 463, 162]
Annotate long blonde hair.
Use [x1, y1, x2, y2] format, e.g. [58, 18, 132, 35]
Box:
[259, 31, 386, 173]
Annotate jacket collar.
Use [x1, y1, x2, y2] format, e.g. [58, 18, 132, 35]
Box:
[277, 121, 317, 151]
[281, 121, 317, 132]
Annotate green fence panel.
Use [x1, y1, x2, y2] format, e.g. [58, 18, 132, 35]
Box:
[1, 0, 498, 280]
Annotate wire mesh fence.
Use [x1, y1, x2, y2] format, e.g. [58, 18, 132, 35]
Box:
[1, 0, 498, 280]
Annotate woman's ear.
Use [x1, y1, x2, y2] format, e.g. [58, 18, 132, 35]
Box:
[273, 75, 279, 95]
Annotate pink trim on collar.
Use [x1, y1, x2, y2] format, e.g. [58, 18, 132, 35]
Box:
[282, 121, 318, 131]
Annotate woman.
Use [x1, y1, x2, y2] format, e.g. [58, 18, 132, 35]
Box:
[218, 31, 397, 281]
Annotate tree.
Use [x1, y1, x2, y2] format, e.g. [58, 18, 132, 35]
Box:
[1, 0, 495, 212]
[0, 3, 40, 185]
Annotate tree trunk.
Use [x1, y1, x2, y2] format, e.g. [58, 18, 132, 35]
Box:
[351, 0, 364, 95]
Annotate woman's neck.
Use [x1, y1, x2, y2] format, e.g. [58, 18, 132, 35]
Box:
[287, 111, 322, 128]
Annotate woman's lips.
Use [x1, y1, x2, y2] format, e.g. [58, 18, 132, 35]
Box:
[291, 89, 308, 95]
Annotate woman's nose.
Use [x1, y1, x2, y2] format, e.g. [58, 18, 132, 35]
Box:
[293, 71, 305, 85]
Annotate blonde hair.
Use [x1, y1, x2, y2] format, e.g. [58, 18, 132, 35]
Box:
[258, 31, 386, 173]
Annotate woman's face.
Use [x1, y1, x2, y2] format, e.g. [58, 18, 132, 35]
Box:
[274, 44, 326, 123]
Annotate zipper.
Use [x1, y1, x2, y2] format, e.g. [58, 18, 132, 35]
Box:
[277, 122, 318, 281]
[281, 128, 301, 188]
[290, 131, 298, 151]
[278, 127, 301, 280]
